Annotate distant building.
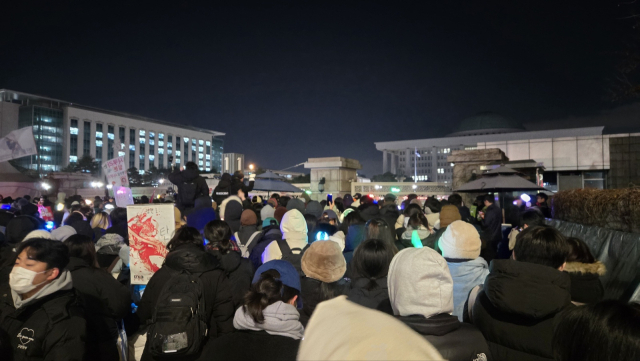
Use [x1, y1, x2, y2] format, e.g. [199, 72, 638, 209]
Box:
[0, 89, 224, 176]
[375, 111, 640, 191]
[222, 153, 244, 175]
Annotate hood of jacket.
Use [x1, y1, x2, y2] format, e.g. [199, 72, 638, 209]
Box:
[181, 168, 201, 182]
[96, 233, 125, 254]
[222, 196, 243, 221]
[233, 301, 304, 340]
[397, 313, 460, 337]
[484, 259, 572, 319]
[12, 268, 74, 309]
[66, 256, 92, 272]
[446, 257, 489, 279]
[260, 204, 275, 220]
[305, 201, 323, 219]
[344, 224, 366, 253]
[388, 247, 454, 318]
[217, 173, 232, 188]
[210, 248, 242, 274]
[6, 216, 43, 244]
[281, 209, 307, 244]
[564, 261, 606, 276]
[286, 198, 305, 214]
[236, 225, 260, 244]
[359, 204, 380, 221]
[105, 223, 129, 242]
[401, 225, 431, 240]
[165, 243, 220, 273]
[379, 204, 400, 217]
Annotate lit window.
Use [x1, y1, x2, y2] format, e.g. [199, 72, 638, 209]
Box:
[159, 133, 164, 140]
[159, 148, 164, 154]
[140, 138, 145, 144]
[168, 150, 172, 155]
[140, 155, 144, 159]
[198, 146, 203, 152]
[176, 150, 181, 156]
[139, 130, 145, 137]
[129, 145, 136, 151]
[69, 155, 78, 162]
[206, 168, 210, 171]
[139, 170, 145, 175]
[176, 159, 181, 164]
[192, 146, 196, 151]
[118, 151, 125, 156]
[192, 139, 196, 145]
[96, 140, 103, 147]
[206, 154, 210, 160]
[108, 133, 114, 140]
[149, 139, 155, 146]
[149, 155, 155, 161]
[199, 140, 204, 145]
[198, 161, 203, 166]
[206, 161, 210, 166]
[70, 127, 78, 135]
[167, 142, 172, 148]
[149, 132, 155, 138]
[184, 137, 189, 143]
[96, 131, 103, 139]
[206, 141, 211, 146]
[158, 141, 164, 147]
[199, 154, 204, 159]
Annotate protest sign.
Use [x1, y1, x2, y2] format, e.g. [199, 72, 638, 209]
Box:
[102, 156, 129, 188]
[127, 204, 175, 285]
[0, 127, 37, 162]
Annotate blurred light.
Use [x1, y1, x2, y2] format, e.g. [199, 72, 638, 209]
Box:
[41, 182, 51, 190]
[106, 184, 113, 189]
[105, 204, 114, 210]
[305, 190, 312, 194]
[159, 179, 165, 184]
[249, 164, 254, 170]
[369, 194, 374, 198]
[45, 221, 54, 230]
[391, 187, 400, 193]
[412, 184, 417, 189]
[316, 231, 329, 241]
[520, 194, 531, 202]
[56, 203, 64, 211]
[85, 199, 92, 205]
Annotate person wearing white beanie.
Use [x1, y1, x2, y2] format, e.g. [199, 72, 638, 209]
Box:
[388, 247, 490, 360]
[51, 225, 77, 242]
[439, 220, 489, 321]
[23, 230, 56, 241]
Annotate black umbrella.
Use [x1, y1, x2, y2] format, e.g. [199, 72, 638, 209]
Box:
[454, 165, 549, 193]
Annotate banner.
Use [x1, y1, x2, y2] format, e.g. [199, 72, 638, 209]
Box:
[0, 127, 37, 162]
[102, 156, 129, 188]
[127, 204, 175, 285]
[38, 205, 54, 222]
[115, 187, 134, 207]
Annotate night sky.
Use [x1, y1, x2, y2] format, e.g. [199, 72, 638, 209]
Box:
[1, 1, 636, 176]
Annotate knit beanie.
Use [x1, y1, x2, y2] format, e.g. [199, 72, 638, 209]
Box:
[267, 198, 278, 208]
[439, 205, 461, 228]
[438, 220, 481, 260]
[274, 206, 287, 224]
[301, 240, 346, 283]
[23, 230, 55, 241]
[305, 201, 323, 219]
[241, 209, 258, 226]
[286, 198, 305, 214]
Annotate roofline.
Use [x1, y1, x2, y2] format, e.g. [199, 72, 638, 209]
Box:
[374, 126, 605, 150]
[0, 89, 225, 137]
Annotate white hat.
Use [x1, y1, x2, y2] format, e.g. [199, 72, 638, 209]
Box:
[439, 220, 482, 260]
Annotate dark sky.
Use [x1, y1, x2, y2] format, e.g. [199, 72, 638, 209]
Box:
[0, 1, 634, 176]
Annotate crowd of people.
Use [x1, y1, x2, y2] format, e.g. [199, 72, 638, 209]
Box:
[0, 162, 638, 360]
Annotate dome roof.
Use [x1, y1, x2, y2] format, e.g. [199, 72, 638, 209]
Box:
[448, 112, 524, 137]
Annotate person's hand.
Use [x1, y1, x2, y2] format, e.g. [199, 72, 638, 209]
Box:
[249, 173, 256, 181]
[237, 189, 246, 201]
[328, 200, 334, 209]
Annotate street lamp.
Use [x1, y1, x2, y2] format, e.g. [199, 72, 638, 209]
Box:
[318, 177, 326, 194]
[159, 179, 165, 184]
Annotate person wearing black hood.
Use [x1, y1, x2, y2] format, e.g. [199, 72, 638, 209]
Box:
[379, 193, 400, 230]
[212, 173, 232, 206]
[1, 215, 44, 271]
[230, 170, 255, 201]
[168, 161, 210, 213]
[204, 220, 253, 308]
[137, 226, 235, 361]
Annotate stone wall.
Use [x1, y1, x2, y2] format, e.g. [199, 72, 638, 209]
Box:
[448, 149, 508, 206]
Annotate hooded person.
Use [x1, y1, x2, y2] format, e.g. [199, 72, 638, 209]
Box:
[230, 170, 255, 202]
[262, 209, 309, 267]
[248, 217, 283, 271]
[168, 161, 210, 213]
[358, 203, 380, 222]
[379, 193, 400, 230]
[212, 173, 233, 206]
[186, 196, 217, 234]
[50, 225, 77, 242]
[94, 232, 126, 269]
[23, 230, 55, 242]
[342, 194, 354, 209]
[285, 198, 305, 215]
[304, 201, 323, 220]
[299, 240, 348, 326]
[342, 223, 366, 264]
[204, 220, 253, 309]
[563, 237, 606, 305]
[0, 238, 86, 360]
[260, 200, 275, 221]
[234, 210, 262, 258]
[388, 247, 491, 361]
[220, 195, 244, 233]
[273, 206, 287, 224]
[202, 260, 303, 361]
[438, 220, 489, 321]
[346, 239, 394, 314]
[298, 295, 444, 361]
[68, 220, 94, 241]
[137, 227, 235, 361]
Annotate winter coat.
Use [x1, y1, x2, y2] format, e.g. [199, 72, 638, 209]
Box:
[137, 243, 235, 361]
[168, 167, 209, 211]
[446, 257, 489, 321]
[470, 259, 573, 361]
[262, 209, 308, 264]
[95, 233, 126, 269]
[422, 227, 446, 251]
[220, 196, 243, 233]
[564, 261, 606, 304]
[202, 302, 302, 361]
[342, 224, 366, 265]
[230, 178, 254, 199]
[358, 204, 380, 222]
[211, 173, 232, 206]
[235, 225, 261, 255]
[92, 227, 106, 243]
[346, 277, 392, 314]
[248, 226, 283, 270]
[481, 203, 502, 245]
[207, 248, 254, 309]
[0, 275, 86, 361]
[457, 205, 473, 223]
[379, 203, 400, 231]
[299, 276, 349, 327]
[260, 204, 275, 221]
[397, 313, 490, 361]
[185, 196, 217, 234]
[67, 256, 130, 361]
[401, 225, 433, 248]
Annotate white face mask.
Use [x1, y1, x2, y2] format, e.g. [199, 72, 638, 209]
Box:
[9, 267, 48, 294]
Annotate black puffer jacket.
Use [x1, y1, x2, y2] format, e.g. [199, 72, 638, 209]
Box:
[67, 257, 130, 361]
[137, 244, 235, 361]
[207, 249, 253, 308]
[0, 284, 86, 361]
[211, 173, 232, 206]
[379, 203, 400, 231]
[564, 261, 605, 304]
[299, 277, 349, 327]
[359, 204, 380, 222]
[346, 277, 392, 314]
[168, 168, 209, 211]
[398, 313, 490, 361]
[202, 330, 300, 361]
[470, 260, 573, 361]
[230, 177, 254, 199]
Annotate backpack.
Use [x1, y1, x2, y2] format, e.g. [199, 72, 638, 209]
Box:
[147, 268, 208, 357]
[234, 231, 262, 258]
[277, 239, 309, 275]
[180, 181, 198, 207]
